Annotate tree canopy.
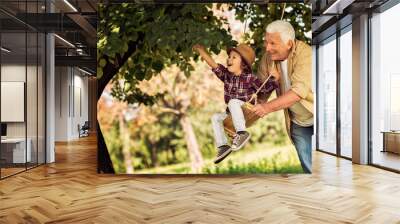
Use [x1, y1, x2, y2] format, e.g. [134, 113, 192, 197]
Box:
[97, 3, 237, 104]
[233, 3, 311, 69]
[97, 3, 311, 104]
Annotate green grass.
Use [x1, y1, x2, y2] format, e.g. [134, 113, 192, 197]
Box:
[134, 143, 304, 174]
[203, 153, 303, 174]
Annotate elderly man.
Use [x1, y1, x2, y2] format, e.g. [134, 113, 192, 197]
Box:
[254, 20, 313, 173]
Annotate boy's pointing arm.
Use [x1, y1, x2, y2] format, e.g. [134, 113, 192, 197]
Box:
[192, 44, 218, 69]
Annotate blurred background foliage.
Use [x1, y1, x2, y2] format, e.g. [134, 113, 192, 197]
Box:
[233, 3, 311, 70]
[97, 3, 311, 174]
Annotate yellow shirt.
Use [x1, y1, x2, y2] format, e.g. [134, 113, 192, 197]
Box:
[257, 40, 314, 137]
[280, 59, 313, 127]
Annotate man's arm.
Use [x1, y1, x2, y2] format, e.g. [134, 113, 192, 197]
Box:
[254, 42, 312, 117]
[253, 90, 300, 117]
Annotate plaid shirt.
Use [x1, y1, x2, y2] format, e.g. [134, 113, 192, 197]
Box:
[212, 64, 278, 104]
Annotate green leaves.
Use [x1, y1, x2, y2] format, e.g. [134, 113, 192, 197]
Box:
[98, 3, 310, 104]
[152, 60, 164, 72]
[127, 57, 134, 68]
[232, 3, 311, 72]
[99, 58, 107, 67]
[98, 4, 236, 104]
[111, 25, 120, 33]
[97, 67, 103, 79]
[136, 68, 146, 81]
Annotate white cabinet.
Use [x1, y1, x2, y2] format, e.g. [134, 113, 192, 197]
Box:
[1, 138, 32, 163]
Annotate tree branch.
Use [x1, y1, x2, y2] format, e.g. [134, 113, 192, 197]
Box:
[157, 107, 181, 115]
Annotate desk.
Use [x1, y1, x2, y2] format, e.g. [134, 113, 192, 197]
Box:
[1, 138, 31, 163]
[382, 131, 400, 154]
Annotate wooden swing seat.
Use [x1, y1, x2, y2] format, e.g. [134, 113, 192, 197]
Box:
[223, 102, 261, 138]
[222, 74, 274, 138]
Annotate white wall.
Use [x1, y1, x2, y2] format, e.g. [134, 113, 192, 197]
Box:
[55, 66, 69, 141]
[352, 14, 369, 164]
[72, 72, 89, 138]
[1, 65, 33, 137]
[55, 66, 89, 141]
[1, 63, 46, 164]
[312, 45, 316, 151]
[46, 32, 55, 163]
[1, 65, 26, 139]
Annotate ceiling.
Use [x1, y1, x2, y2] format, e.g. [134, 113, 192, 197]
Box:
[311, 0, 390, 44]
[0, 0, 97, 74]
[7, 0, 374, 72]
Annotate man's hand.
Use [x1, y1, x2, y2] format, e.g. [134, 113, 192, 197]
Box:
[253, 90, 301, 117]
[253, 103, 271, 118]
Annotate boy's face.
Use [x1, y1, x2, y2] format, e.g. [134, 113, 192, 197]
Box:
[264, 32, 292, 61]
[227, 51, 243, 75]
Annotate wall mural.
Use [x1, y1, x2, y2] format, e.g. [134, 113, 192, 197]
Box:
[97, 3, 312, 174]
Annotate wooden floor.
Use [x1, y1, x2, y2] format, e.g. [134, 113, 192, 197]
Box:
[372, 151, 400, 171]
[1, 167, 26, 178]
[1, 135, 400, 223]
[1, 163, 45, 178]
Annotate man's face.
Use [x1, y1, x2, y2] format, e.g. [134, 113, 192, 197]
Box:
[264, 32, 292, 61]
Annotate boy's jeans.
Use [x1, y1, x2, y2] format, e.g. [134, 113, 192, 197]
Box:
[211, 99, 245, 147]
[290, 122, 313, 173]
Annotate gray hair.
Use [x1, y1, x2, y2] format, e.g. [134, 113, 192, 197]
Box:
[266, 20, 295, 44]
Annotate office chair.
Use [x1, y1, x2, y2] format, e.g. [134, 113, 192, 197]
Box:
[79, 121, 90, 138]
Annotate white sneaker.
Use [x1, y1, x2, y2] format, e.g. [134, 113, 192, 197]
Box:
[231, 131, 250, 151]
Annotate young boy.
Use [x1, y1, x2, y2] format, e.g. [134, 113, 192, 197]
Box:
[193, 43, 278, 164]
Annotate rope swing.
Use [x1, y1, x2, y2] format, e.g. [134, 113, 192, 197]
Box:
[281, 3, 286, 20]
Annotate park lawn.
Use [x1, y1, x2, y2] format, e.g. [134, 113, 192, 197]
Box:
[134, 143, 304, 174]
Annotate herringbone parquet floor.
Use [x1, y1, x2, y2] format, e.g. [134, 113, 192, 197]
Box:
[1, 135, 400, 224]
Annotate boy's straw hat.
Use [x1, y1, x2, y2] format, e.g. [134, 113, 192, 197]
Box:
[228, 44, 255, 69]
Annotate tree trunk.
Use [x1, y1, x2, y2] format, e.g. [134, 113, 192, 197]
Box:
[151, 144, 158, 167]
[97, 35, 144, 174]
[97, 124, 115, 173]
[119, 114, 134, 173]
[179, 114, 204, 173]
[172, 147, 177, 163]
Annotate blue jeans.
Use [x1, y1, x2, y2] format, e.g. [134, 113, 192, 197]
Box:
[291, 122, 313, 173]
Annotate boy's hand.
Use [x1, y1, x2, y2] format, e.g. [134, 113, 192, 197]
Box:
[192, 44, 218, 69]
[192, 44, 205, 53]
